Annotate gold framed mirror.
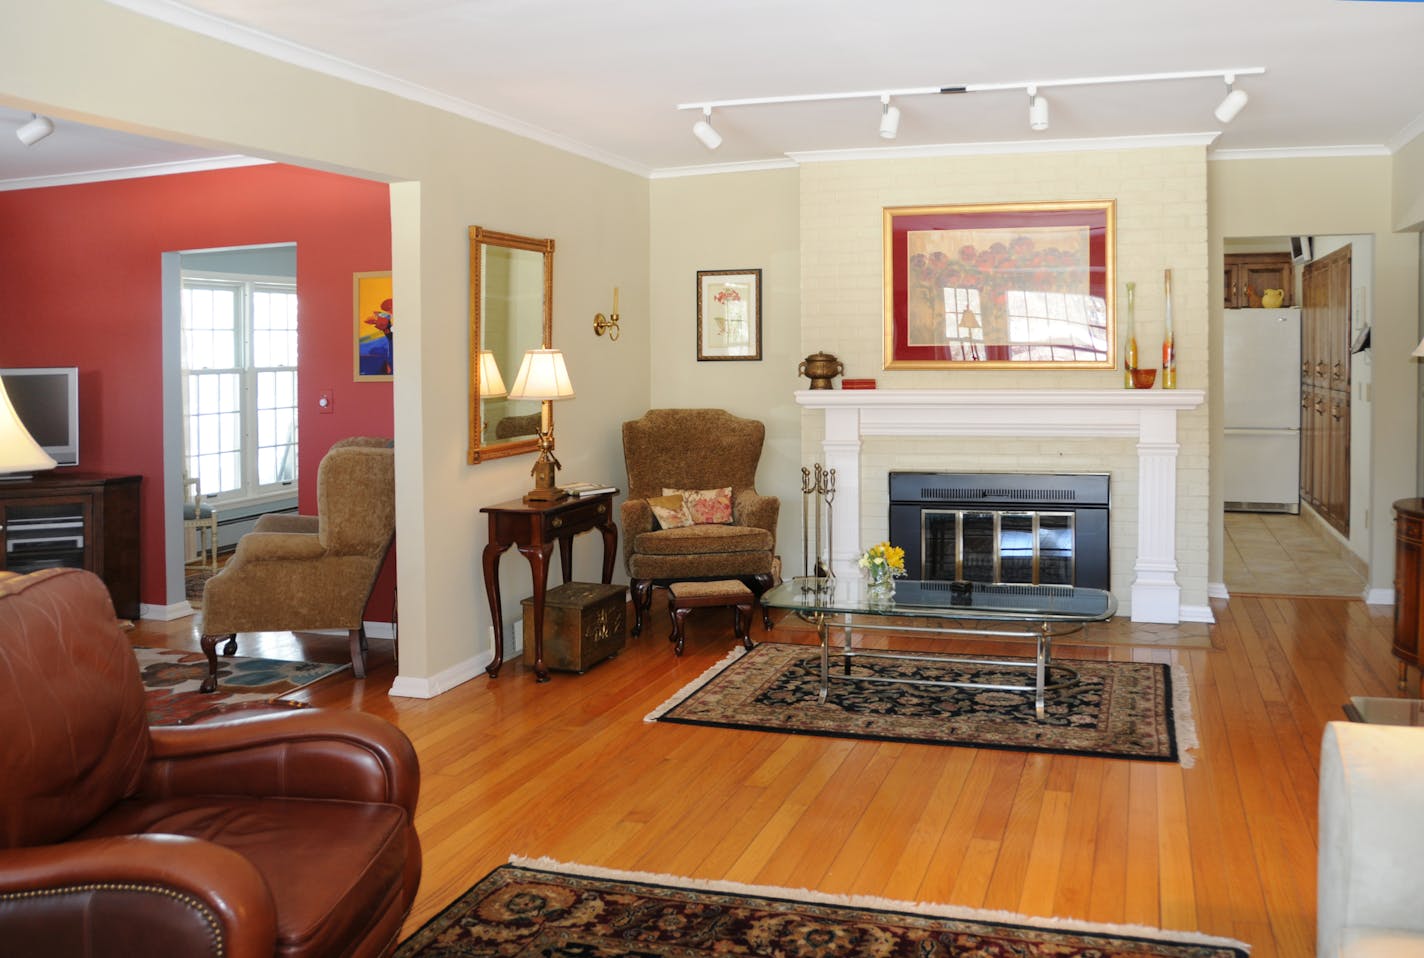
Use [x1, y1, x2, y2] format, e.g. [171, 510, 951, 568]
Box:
[468, 227, 554, 463]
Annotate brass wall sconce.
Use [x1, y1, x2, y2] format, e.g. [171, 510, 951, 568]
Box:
[593, 286, 621, 341]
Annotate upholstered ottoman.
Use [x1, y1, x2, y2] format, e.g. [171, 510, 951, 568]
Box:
[666, 580, 756, 656]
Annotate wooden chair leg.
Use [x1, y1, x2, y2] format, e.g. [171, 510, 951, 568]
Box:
[734, 603, 754, 650]
[631, 579, 654, 636]
[670, 607, 690, 656]
[348, 628, 367, 679]
[199, 632, 235, 693]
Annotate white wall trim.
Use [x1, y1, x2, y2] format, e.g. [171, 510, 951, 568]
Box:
[389, 652, 490, 699]
[139, 600, 195, 622]
[786, 132, 1221, 166]
[1179, 603, 1217, 624]
[1207, 581, 1230, 600]
[1209, 144, 1391, 162]
[0, 156, 271, 192]
[1365, 587, 1395, 606]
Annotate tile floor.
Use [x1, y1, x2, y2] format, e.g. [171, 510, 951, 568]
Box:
[1224, 510, 1368, 597]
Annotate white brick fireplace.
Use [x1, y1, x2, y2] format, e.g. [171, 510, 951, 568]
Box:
[797, 388, 1207, 624]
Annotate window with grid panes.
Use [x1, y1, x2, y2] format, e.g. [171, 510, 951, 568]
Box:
[181, 275, 298, 504]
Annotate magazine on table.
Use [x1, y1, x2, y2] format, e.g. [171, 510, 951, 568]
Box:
[562, 481, 618, 497]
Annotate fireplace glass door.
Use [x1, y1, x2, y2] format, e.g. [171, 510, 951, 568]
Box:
[922, 509, 1076, 586]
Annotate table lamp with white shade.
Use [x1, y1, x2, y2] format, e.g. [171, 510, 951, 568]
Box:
[0, 378, 56, 479]
[477, 349, 507, 440]
[505, 348, 574, 502]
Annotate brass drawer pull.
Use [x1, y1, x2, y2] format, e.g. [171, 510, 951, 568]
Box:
[551, 517, 564, 529]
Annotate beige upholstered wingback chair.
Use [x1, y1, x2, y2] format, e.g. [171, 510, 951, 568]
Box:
[621, 409, 778, 636]
[200, 437, 395, 693]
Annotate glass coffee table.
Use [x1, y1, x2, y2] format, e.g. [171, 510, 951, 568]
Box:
[1343, 696, 1424, 726]
[759, 577, 1118, 719]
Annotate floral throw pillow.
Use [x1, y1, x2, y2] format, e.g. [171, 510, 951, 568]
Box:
[664, 487, 734, 525]
[648, 493, 694, 530]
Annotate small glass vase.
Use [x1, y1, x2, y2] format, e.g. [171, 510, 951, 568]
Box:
[866, 568, 897, 600]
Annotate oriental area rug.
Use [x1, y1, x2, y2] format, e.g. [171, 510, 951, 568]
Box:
[392, 858, 1249, 957]
[647, 643, 1196, 764]
[135, 645, 347, 725]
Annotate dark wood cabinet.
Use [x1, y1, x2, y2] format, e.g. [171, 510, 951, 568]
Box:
[1299, 246, 1352, 535]
[1393, 499, 1424, 698]
[0, 472, 141, 619]
[1224, 253, 1294, 309]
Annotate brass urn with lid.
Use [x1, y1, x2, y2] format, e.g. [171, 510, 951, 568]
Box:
[798, 351, 844, 389]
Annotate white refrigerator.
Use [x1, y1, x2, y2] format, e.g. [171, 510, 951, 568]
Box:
[1223, 308, 1301, 512]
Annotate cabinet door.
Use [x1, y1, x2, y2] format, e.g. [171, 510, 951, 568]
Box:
[1224, 253, 1294, 308]
[0, 495, 93, 575]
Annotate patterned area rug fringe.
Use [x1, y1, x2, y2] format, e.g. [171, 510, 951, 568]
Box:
[503, 855, 1250, 952]
[641, 645, 747, 722]
[1172, 661, 1200, 768]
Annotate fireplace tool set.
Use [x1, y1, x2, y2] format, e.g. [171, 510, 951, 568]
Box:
[800, 463, 836, 587]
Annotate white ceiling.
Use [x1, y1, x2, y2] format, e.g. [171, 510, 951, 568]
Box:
[5, 0, 1424, 186]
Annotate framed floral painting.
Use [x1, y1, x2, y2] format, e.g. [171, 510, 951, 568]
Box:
[883, 201, 1115, 369]
[696, 268, 761, 361]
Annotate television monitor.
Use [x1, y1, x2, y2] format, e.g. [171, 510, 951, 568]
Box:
[0, 367, 79, 467]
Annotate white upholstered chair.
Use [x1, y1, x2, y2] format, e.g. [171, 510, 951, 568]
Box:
[1317, 720, 1424, 956]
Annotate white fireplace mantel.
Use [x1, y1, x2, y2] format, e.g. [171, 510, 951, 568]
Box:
[796, 388, 1206, 624]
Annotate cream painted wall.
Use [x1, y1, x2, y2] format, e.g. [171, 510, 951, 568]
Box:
[648, 170, 803, 568]
[796, 148, 1213, 616]
[1, 0, 651, 692]
[1208, 156, 1420, 596]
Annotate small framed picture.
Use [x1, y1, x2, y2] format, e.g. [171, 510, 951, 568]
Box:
[354, 270, 393, 381]
[696, 269, 762, 361]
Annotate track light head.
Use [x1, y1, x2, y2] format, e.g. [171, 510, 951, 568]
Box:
[16, 114, 54, 147]
[692, 107, 722, 150]
[1027, 87, 1049, 132]
[879, 96, 900, 140]
[1214, 75, 1248, 124]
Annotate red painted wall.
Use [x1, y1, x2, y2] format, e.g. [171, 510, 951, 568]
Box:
[0, 163, 395, 616]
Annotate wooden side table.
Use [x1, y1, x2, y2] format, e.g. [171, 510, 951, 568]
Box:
[481, 492, 618, 682]
[1393, 498, 1424, 697]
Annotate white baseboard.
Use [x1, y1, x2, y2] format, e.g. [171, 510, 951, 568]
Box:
[1365, 587, 1395, 606]
[1207, 581, 1229, 600]
[389, 651, 492, 699]
[1178, 603, 1217, 624]
[139, 600, 195, 621]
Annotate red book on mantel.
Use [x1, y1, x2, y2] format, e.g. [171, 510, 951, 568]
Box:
[841, 378, 877, 389]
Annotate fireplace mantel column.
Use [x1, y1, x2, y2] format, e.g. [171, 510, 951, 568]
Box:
[1132, 407, 1185, 623]
[820, 404, 864, 577]
[797, 389, 1206, 624]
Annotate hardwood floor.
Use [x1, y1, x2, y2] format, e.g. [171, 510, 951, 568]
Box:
[129, 591, 1404, 957]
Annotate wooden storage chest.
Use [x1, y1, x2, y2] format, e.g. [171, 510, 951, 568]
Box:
[521, 581, 627, 673]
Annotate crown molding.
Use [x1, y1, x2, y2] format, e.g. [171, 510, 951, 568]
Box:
[1208, 143, 1392, 161]
[782, 131, 1221, 166]
[104, 0, 652, 178]
[0, 155, 270, 192]
[648, 157, 799, 180]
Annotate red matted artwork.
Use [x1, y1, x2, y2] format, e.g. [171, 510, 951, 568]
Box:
[883, 201, 1115, 369]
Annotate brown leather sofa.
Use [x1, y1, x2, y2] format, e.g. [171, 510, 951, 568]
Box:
[0, 567, 421, 958]
[621, 408, 779, 635]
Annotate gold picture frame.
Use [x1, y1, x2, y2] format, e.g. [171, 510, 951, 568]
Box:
[883, 200, 1115, 369]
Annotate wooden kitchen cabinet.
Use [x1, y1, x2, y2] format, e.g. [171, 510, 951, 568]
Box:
[1299, 246, 1352, 536]
[1393, 499, 1424, 697]
[1224, 253, 1294, 309]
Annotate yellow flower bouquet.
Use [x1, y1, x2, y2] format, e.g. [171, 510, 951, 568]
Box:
[859, 541, 906, 594]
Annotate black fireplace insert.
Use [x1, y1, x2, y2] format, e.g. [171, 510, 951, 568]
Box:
[888, 472, 1110, 590]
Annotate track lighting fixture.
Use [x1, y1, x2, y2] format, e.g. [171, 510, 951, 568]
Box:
[691, 107, 722, 150]
[15, 114, 54, 147]
[878, 95, 900, 140]
[677, 67, 1265, 147]
[1214, 74, 1249, 124]
[1028, 87, 1049, 132]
